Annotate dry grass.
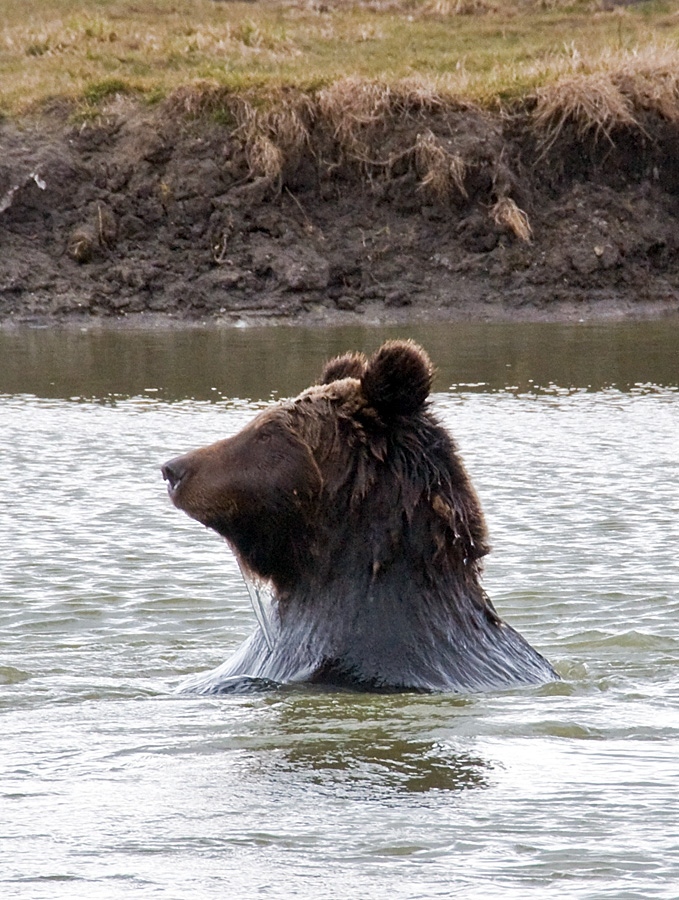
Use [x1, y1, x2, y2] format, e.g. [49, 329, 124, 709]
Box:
[612, 44, 679, 121]
[1, 1, 679, 115]
[534, 72, 637, 147]
[316, 76, 452, 173]
[415, 130, 468, 200]
[166, 81, 315, 182]
[235, 95, 315, 181]
[318, 77, 395, 160]
[160, 39, 679, 226]
[533, 43, 679, 150]
[491, 197, 532, 242]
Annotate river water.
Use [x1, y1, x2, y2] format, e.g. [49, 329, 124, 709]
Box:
[1, 321, 678, 899]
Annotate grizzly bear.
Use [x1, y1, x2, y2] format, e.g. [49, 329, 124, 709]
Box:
[162, 340, 558, 693]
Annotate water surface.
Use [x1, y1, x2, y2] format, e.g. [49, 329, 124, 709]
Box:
[1, 321, 678, 899]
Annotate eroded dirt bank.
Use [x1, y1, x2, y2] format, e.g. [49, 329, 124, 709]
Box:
[2, 97, 679, 327]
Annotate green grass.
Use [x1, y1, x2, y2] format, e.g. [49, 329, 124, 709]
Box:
[1, 0, 678, 114]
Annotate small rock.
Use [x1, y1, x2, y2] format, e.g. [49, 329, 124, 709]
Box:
[569, 246, 599, 276]
[273, 246, 330, 291]
[385, 289, 411, 307]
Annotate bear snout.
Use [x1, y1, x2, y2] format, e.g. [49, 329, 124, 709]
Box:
[162, 457, 188, 497]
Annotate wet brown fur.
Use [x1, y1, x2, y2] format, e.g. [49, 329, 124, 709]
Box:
[171, 342, 489, 600]
[163, 340, 557, 692]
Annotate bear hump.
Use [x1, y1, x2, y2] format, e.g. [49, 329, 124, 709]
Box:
[361, 340, 434, 417]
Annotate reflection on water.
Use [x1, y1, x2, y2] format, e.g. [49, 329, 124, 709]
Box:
[1, 320, 679, 899]
[278, 738, 489, 794]
[1, 320, 677, 400]
[253, 691, 489, 795]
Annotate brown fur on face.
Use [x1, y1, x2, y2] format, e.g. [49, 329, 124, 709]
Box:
[163, 341, 487, 596]
[163, 408, 323, 589]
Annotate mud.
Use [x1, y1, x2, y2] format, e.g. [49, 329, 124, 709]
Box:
[2, 99, 679, 327]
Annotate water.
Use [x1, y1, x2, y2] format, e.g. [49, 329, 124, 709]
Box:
[1, 321, 678, 899]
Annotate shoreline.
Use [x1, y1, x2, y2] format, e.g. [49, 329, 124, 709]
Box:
[3, 298, 679, 332]
[2, 93, 679, 329]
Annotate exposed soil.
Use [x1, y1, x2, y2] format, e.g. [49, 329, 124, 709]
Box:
[2, 97, 679, 327]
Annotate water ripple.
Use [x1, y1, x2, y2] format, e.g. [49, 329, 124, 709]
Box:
[1, 362, 679, 899]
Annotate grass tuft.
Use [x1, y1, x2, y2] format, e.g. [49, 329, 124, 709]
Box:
[533, 42, 679, 151]
[491, 197, 532, 242]
[82, 78, 139, 106]
[318, 77, 394, 160]
[612, 44, 679, 122]
[534, 72, 636, 148]
[232, 92, 315, 182]
[415, 130, 467, 201]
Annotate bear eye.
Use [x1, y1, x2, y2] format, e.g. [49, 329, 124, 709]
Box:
[257, 430, 272, 444]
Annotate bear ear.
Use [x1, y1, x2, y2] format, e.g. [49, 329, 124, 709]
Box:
[361, 340, 434, 417]
[320, 351, 367, 385]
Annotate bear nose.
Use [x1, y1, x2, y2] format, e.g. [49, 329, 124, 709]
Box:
[162, 457, 187, 491]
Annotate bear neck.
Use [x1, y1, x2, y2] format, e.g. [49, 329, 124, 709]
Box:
[285, 499, 488, 623]
[259, 496, 511, 690]
[212, 413, 558, 693]
[232, 538, 555, 693]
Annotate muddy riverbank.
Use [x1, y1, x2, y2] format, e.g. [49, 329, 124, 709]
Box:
[2, 93, 679, 327]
